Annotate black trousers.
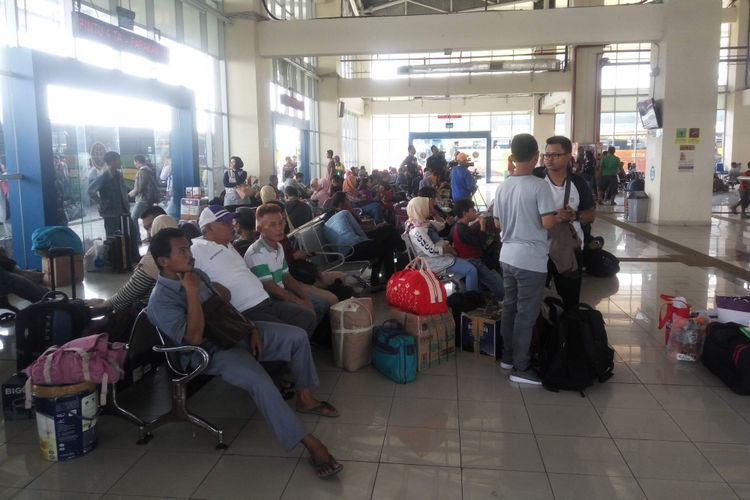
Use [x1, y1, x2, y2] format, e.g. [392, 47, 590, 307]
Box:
[547, 253, 583, 311]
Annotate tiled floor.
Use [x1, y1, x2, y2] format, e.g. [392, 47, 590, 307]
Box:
[0, 204, 749, 499]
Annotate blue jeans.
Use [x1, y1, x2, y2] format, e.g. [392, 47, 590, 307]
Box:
[357, 202, 384, 224]
[205, 321, 318, 450]
[469, 258, 504, 299]
[447, 257, 479, 292]
[500, 262, 547, 371]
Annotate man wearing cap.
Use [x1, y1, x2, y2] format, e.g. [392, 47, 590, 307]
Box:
[191, 205, 317, 335]
[450, 152, 476, 202]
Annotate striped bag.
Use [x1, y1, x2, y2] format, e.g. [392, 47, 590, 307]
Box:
[386, 257, 448, 315]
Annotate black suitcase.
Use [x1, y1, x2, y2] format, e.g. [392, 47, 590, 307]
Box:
[106, 215, 131, 272]
[702, 322, 750, 394]
[15, 291, 91, 370]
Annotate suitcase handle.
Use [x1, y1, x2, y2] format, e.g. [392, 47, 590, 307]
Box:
[42, 291, 69, 302]
[373, 329, 408, 354]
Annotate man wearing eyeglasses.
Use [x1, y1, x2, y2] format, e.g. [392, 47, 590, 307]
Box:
[537, 136, 597, 310]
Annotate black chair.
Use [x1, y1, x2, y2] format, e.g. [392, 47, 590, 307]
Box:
[112, 309, 226, 449]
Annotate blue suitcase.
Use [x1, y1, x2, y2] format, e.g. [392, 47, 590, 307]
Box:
[372, 325, 417, 384]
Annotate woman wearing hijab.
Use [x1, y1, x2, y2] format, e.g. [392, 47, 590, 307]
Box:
[405, 197, 479, 292]
[342, 172, 384, 223]
[309, 177, 330, 213]
[259, 184, 279, 204]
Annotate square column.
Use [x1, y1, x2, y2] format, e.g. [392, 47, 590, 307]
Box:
[645, 0, 721, 225]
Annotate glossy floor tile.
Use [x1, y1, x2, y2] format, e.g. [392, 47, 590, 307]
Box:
[0, 215, 748, 499]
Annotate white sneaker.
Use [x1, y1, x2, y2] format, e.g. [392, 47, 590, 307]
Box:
[510, 370, 542, 385]
[499, 362, 514, 370]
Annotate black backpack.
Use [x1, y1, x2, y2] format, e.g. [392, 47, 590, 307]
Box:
[539, 303, 615, 394]
[702, 322, 750, 395]
[15, 291, 92, 370]
[583, 248, 620, 277]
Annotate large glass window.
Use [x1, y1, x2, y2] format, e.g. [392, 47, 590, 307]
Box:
[370, 112, 531, 179]
[341, 111, 358, 170]
[599, 43, 651, 170]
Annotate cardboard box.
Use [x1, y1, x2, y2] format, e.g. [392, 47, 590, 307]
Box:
[2, 373, 33, 420]
[389, 308, 455, 371]
[461, 309, 502, 358]
[42, 254, 84, 288]
[180, 197, 208, 221]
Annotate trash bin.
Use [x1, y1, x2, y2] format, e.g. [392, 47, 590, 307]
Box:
[627, 191, 649, 222]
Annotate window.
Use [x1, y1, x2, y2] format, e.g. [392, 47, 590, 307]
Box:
[341, 111, 358, 170]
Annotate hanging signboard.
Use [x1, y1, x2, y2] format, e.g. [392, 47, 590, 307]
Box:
[280, 94, 305, 112]
[71, 11, 169, 64]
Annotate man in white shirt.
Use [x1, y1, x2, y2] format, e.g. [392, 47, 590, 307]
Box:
[493, 134, 558, 385]
[191, 205, 316, 335]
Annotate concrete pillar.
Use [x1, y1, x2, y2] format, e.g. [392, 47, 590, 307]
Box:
[724, 0, 750, 167]
[224, 2, 274, 182]
[645, 0, 721, 225]
[533, 95, 557, 147]
[318, 56, 341, 171]
[570, 45, 603, 145]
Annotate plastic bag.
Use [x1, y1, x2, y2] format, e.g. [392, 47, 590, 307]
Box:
[666, 315, 707, 362]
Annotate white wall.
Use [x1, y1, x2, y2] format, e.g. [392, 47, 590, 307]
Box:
[338, 72, 572, 99]
[257, 4, 665, 57]
[369, 95, 535, 115]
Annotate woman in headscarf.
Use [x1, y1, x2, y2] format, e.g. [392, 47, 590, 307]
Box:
[92, 215, 181, 312]
[342, 172, 384, 223]
[259, 184, 278, 204]
[309, 177, 330, 213]
[405, 197, 479, 292]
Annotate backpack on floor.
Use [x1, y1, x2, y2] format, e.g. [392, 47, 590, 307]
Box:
[15, 291, 92, 371]
[583, 248, 620, 277]
[539, 303, 614, 394]
[372, 323, 417, 384]
[701, 322, 750, 395]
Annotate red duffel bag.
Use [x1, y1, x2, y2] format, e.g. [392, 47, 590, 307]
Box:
[386, 257, 448, 315]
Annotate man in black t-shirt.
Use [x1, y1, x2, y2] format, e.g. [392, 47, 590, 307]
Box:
[426, 145, 447, 181]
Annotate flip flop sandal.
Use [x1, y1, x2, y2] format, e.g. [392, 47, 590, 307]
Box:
[296, 401, 340, 418]
[0, 312, 16, 325]
[309, 455, 343, 479]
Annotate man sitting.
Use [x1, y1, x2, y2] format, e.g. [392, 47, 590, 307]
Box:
[191, 205, 317, 335]
[139, 205, 167, 242]
[284, 186, 313, 230]
[245, 203, 330, 329]
[146, 228, 342, 478]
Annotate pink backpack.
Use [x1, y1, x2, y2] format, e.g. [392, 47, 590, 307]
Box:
[24, 333, 127, 407]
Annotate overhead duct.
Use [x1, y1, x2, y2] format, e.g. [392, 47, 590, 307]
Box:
[397, 59, 561, 75]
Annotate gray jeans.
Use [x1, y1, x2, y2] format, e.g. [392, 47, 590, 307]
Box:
[500, 262, 547, 372]
[204, 321, 319, 450]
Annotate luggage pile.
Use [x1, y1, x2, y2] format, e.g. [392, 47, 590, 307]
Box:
[371, 257, 455, 383]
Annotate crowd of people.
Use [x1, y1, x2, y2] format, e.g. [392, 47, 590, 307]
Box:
[0, 134, 623, 478]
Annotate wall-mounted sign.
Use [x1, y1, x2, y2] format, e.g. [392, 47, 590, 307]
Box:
[72, 11, 169, 64]
[445, 122, 454, 129]
[675, 127, 700, 145]
[280, 94, 305, 112]
[437, 114, 462, 119]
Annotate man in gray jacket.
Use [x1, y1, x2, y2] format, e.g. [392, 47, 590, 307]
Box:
[88, 151, 139, 262]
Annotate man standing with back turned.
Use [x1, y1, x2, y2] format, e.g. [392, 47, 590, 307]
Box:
[493, 134, 558, 385]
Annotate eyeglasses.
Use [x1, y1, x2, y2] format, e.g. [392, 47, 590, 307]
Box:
[542, 153, 566, 160]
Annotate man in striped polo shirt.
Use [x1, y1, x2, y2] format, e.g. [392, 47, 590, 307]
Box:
[244, 203, 330, 333]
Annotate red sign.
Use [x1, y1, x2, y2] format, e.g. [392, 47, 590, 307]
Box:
[280, 94, 305, 112]
[72, 12, 169, 64]
[437, 114, 462, 119]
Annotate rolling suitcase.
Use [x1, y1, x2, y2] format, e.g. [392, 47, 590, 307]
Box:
[106, 215, 131, 272]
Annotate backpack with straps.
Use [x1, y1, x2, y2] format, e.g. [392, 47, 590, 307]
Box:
[539, 303, 615, 394]
[141, 167, 160, 204]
